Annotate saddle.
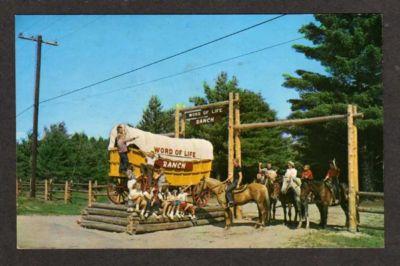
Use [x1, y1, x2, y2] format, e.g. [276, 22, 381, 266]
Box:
[233, 184, 248, 194]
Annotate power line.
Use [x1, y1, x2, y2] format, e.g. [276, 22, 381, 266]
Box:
[53, 36, 305, 103]
[16, 104, 34, 117]
[56, 15, 103, 41]
[37, 14, 286, 104]
[16, 36, 303, 116]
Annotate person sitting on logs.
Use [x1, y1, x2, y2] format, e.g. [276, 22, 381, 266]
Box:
[225, 158, 243, 208]
[324, 159, 341, 205]
[301, 164, 314, 183]
[177, 187, 197, 220]
[167, 189, 181, 219]
[115, 125, 139, 175]
[154, 167, 168, 200]
[126, 165, 147, 218]
[161, 189, 173, 218]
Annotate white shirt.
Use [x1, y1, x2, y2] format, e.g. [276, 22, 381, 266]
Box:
[284, 168, 297, 179]
[177, 192, 188, 202]
[127, 179, 139, 198]
[146, 156, 156, 166]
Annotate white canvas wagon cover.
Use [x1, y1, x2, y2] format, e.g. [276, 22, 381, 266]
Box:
[108, 124, 213, 161]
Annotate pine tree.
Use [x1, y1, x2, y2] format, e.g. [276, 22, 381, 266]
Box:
[283, 14, 382, 190]
[137, 95, 174, 134]
[188, 72, 296, 182]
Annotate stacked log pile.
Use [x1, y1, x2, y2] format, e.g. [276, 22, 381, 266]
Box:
[79, 202, 225, 234]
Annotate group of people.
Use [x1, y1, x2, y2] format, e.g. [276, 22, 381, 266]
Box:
[115, 125, 197, 220]
[257, 159, 341, 204]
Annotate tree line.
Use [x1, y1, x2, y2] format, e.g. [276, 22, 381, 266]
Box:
[16, 14, 382, 191]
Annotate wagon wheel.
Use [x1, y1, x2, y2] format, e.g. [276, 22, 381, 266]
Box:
[107, 178, 128, 205]
[192, 187, 211, 207]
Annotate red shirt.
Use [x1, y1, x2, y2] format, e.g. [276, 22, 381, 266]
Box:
[301, 169, 314, 180]
[326, 168, 340, 180]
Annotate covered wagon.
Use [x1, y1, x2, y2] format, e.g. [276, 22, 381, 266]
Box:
[107, 124, 213, 205]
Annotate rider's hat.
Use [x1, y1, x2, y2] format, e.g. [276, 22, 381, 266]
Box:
[287, 161, 295, 167]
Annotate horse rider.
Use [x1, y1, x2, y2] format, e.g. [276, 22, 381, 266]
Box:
[257, 161, 277, 184]
[225, 158, 243, 207]
[301, 164, 314, 183]
[281, 161, 301, 195]
[324, 159, 340, 205]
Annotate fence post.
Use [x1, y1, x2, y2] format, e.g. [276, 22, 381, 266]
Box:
[93, 180, 98, 203]
[64, 181, 69, 204]
[44, 179, 48, 201]
[49, 179, 53, 201]
[88, 180, 93, 207]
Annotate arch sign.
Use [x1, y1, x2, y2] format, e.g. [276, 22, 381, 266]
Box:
[184, 106, 227, 125]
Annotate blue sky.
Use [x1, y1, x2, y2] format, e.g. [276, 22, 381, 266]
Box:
[16, 14, 325, 140]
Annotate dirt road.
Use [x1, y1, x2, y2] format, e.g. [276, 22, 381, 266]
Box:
[17, 202, 382, 249]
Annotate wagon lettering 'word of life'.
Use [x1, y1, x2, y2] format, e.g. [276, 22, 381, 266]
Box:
[154, 147, 196, 158]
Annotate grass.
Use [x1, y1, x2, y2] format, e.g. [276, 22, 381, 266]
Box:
[17, 193, 109, 215]
[288, 227, 384, 248]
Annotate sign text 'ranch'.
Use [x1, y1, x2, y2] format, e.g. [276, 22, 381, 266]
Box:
[185, 106, 226, 125]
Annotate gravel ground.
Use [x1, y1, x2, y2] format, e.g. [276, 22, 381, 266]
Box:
[17, 201, 382, 249]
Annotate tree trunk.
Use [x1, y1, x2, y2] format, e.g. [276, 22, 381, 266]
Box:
[361, 144, 375, 192]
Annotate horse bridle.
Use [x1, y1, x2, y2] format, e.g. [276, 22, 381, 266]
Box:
[198, 177, 226, 195]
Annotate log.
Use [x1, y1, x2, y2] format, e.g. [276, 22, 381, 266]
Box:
[131, 210, 225, 224]
[70, 189, 89, 193]
[86, 207, 130, 218]
[82, 215, 129, 226]
[179, 99, 236, 112]
[94, 185, 109, 188]
[357, 207, 384, 214]
[135, 220, 193, 234]
[357, 191, 384, 198]
[91, 202, 128, 211]
[235, 113, 364, 130]
[80, 221, 126, 233]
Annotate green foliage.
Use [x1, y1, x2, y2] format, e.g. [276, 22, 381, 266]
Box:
[17, 122, 109, 184]
[283, 14, 383, 189]
[137, 95, 174, 133]
[187, 72, 296, 182]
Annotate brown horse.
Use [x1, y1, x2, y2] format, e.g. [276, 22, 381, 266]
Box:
[301, 180, 349, 228]
[267, 180, 280, 220]
[197, 177, 270, 229]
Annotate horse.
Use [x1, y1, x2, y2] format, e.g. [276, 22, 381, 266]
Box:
[300, 180, 350, 228]
[196, 177, 270, 229]
[266, 179, 280, 220]
[280, 176, 303, 228]
[255, 170, 278, 220]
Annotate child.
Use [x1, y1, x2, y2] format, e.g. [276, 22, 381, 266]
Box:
[115, 125, 138, 174]
[168, 189, 181, 219]
[177, 187, 197, 219]
[161, 189, 173, 218]
[126, 165, 147, 218]
[301, 164, 314, 182]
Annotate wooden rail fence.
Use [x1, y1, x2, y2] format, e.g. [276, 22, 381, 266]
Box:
[17, 178, 108, 206]
[356, 191, 384, 230]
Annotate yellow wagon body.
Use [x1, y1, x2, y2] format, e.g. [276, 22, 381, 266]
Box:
[109, 148, 212, 186]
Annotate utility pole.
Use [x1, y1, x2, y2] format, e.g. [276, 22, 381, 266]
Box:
[18, 33, 58, 198]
